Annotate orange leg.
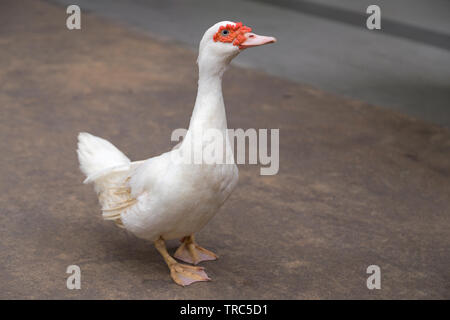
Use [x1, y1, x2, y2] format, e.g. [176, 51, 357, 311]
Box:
[154, 237, 210, 286]
[174, 234, 218, 265]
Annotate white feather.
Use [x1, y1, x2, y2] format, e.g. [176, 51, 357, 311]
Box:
[77, 132, 131, 183]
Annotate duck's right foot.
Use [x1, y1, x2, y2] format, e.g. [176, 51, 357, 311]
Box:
[169, 263, 211, 287]
[174, 234, 218, 265]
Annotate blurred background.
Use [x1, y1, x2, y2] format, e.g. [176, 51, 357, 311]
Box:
[51, 0, 450, 127]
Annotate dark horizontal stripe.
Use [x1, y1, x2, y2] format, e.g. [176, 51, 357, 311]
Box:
[249, 0, 450, 51]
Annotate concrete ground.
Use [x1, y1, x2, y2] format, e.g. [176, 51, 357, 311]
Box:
[50, 0, 450, 127]
[1, 0, 450, 299]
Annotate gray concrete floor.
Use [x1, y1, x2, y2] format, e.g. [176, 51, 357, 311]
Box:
[49, 0, 450, 127]
[313, 0, 450, 34]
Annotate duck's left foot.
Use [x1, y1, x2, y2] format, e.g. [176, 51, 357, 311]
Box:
[170, 263, 211, 287]
[174, 235, 218, 265]
[154, 237, 211, 287]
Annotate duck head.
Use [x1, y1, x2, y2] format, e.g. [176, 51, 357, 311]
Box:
[198, 21, 276, 77]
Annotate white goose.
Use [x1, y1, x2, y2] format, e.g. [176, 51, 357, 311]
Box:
[77, 21, 276, 286]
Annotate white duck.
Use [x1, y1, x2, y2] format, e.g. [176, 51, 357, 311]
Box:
[77, 21, 276, 286]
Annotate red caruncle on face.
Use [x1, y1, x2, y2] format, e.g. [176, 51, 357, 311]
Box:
[213, 22, 252, 49]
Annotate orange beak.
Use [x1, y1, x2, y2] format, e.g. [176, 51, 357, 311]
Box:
[239, 32, 277, 49]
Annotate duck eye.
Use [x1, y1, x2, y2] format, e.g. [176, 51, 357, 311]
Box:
[221, 29, 229, 36]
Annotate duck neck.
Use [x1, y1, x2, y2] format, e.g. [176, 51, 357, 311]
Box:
[188, 64, 228, 132]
